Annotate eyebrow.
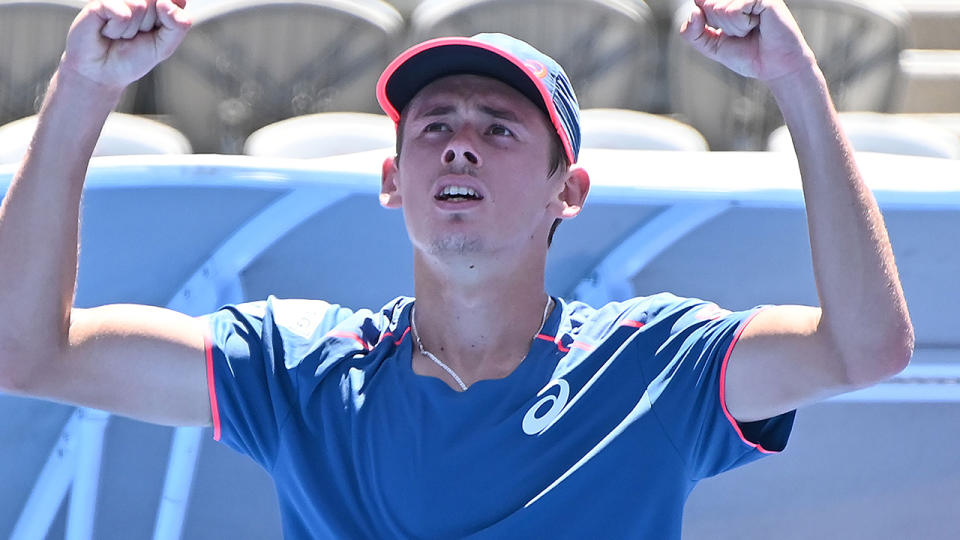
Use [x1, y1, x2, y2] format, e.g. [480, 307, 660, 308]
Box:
[419, 105, 456, 118]
[479, 105, 520, 123]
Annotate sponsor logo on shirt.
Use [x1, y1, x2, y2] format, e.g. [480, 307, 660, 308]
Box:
[273, 299, 330, 340]
[522, 378, 570, 435]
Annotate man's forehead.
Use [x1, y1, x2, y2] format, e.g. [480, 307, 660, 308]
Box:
[406, 74, 539, 116]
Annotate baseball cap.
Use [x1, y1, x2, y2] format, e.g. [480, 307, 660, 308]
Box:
[376, 33, 581, 164]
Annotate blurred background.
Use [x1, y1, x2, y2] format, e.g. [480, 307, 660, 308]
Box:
[0, 0, 958, 538]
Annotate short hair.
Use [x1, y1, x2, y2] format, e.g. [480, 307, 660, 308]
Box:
[394, 110, 570, 246]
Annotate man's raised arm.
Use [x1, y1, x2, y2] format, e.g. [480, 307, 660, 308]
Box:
[0, 0, 208, 427]
[679, 0, 914, 422]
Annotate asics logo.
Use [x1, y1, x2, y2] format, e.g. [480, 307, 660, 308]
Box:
[522, 378, 570, 435]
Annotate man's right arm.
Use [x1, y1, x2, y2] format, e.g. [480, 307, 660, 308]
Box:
[0, 0, 207, 427]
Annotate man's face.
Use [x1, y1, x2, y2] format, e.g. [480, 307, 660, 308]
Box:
[382, 74, 564, 258]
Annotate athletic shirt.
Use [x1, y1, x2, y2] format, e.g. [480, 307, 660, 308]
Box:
[202, 294, 795, 539]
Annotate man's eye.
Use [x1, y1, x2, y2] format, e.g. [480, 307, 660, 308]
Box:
[487, 124, 513, 137]
[424, 122, 450, 133]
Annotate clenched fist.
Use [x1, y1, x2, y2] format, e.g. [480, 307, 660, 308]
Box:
[60, 0, 192, 91]
[679, 0, 816, 82]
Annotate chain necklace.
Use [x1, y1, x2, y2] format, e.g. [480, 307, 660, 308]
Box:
[410, 297, 553, 391]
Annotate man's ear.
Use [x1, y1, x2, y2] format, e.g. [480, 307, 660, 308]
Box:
[380, 156, 402, 208]
[555, 166, 590, 219]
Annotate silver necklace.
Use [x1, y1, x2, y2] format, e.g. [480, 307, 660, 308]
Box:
[411, 297, 553, 391]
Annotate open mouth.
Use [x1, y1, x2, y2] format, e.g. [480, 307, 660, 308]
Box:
[435, 185, 484, 202]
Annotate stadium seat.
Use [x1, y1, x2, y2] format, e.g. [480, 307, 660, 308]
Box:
[384, 0, 421, 16]
[580, 108, 709, 151]
[0, 113, 192, 164]
[0, 0, 84, 125]
[766, 111, 960, 159]
[153, 0, 404, 154]
[669, 0, 909, 150]
[244, 112, 395, 159]
[0, 0, 144, 127]
[409, 0, 662, 111]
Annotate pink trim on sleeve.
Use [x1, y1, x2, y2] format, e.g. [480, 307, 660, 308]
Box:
[718, 309, 779, 454]
[204, 331, 222, 442]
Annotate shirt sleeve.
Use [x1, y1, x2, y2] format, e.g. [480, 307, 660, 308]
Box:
[642, 298, 795, 481]
[200, 297, 349, 470]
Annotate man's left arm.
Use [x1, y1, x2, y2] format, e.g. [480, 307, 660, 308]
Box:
[680, 0, 914, 423]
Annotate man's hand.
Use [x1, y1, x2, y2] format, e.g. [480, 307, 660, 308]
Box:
[679, 1, 915, 423]
[60, 0, 191, 91]
[679, 0, 815, 82]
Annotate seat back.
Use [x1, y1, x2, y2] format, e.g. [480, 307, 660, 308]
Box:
[153, 0, 404, 153]
[410, 0, 661, 111]
[767, 112, 960, 159]
[580, 108, 708, 151]
[0, 0, 146, 126]
[244, 112, 395, 158]
[0, 113, 192, 164]
[0, 0, 83, 125]
[669, 0, 909, 150]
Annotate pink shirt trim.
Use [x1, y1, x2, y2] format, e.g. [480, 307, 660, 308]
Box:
[204, 331, 222, 442]
[718, 308, 779, 454]
[534, 319, 644, 352]
[326, 330, 372, 351]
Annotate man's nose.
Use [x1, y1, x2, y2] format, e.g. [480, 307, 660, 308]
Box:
[442, 133, 481, 166]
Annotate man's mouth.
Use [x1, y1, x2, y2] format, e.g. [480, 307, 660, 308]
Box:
[435, 185, 484, 202]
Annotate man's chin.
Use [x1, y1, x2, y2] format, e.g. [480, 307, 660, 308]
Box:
[427, 234, 483, 256]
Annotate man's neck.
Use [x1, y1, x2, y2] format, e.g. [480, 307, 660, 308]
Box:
[410, 251, 552, 388]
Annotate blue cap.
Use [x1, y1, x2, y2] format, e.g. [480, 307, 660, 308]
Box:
[377, 33, 581, 164]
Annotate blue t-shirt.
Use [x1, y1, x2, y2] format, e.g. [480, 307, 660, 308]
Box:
[203, 294, 794, 539]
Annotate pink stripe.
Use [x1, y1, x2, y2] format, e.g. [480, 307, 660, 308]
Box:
[534, 334, 595, 353]
[379, 326, 411, 346]
[718, 309, 779, 454]
[535, 333, 567, 352]
[375, 37, 576, 164]
[394, 326, 411, 345]
[535, 319, 645, 353]
[328, 330, 371, 351]
[204, 332, 221, 442]
[571, 341, 594, 352]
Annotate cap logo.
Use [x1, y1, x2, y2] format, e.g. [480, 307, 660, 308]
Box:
[522, 59, 549, 79]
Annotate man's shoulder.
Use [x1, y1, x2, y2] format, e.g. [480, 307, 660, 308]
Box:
[210, 295, 414, 344]
[562, 292, 722, 325]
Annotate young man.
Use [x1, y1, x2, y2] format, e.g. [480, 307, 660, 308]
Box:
[0, 0, 913, 537]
